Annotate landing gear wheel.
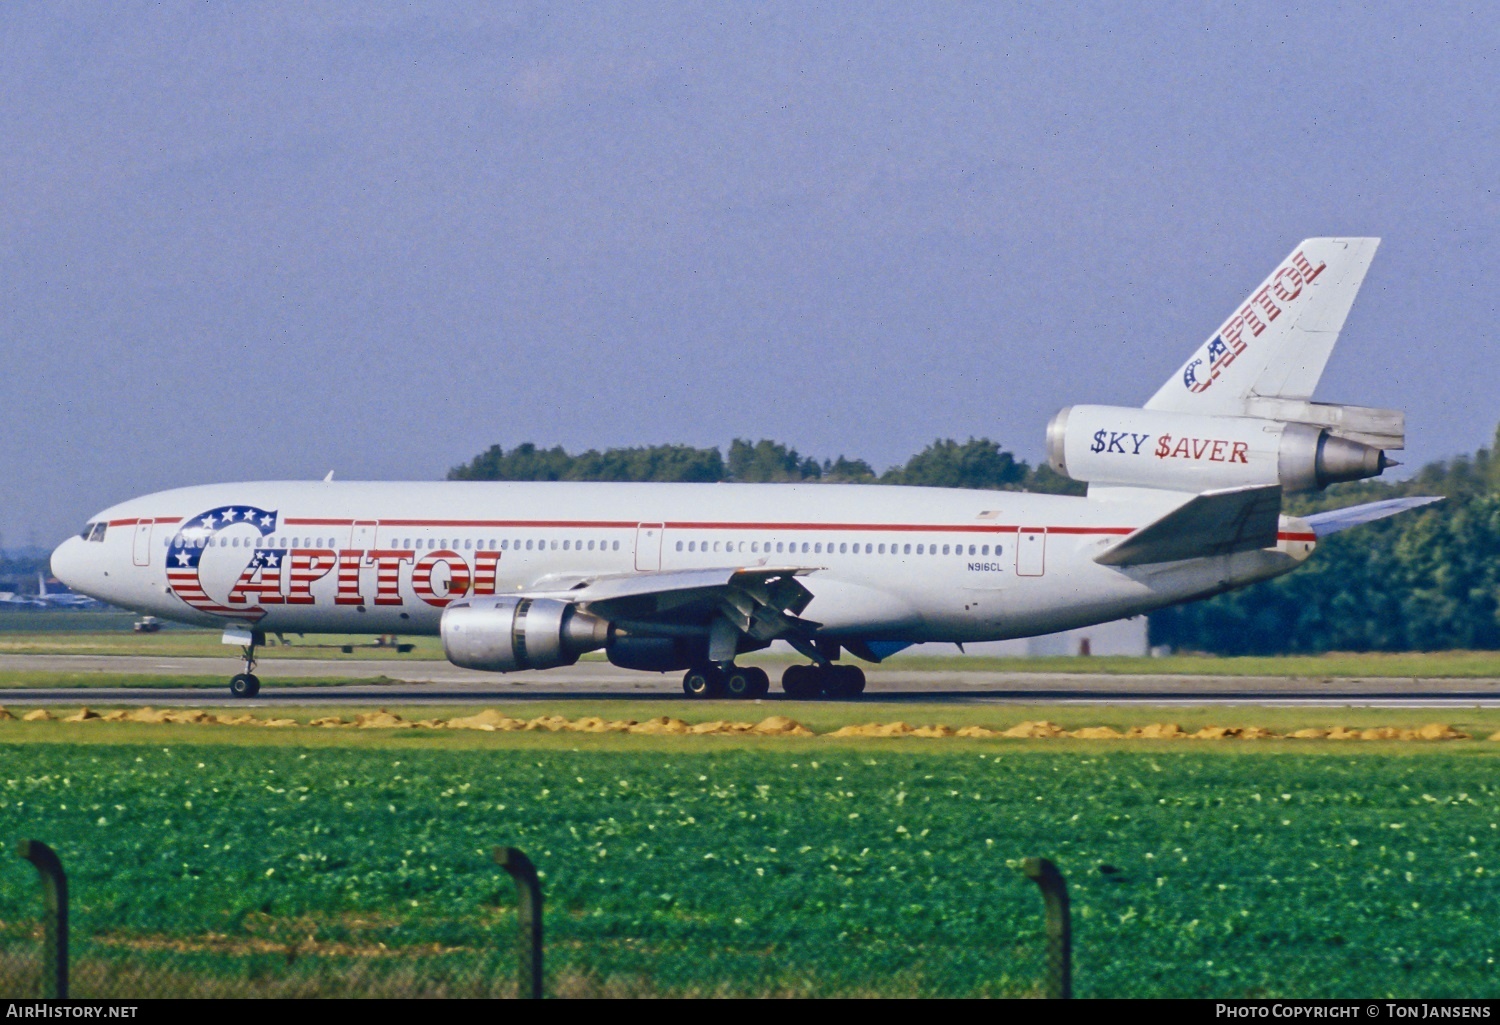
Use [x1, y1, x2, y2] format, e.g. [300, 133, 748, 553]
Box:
[781, 664, 821, 700]
[229, 673, 260, 699]
[682, 666, 723, 699]
[824, 664, 866, 698]
[722, 667, 757, 699]
[745, 667, 771, 699]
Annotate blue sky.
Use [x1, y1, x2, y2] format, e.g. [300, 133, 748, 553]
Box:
[1, 3, 1494, 544]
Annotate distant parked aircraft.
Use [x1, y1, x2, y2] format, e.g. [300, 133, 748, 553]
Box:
[0, 591, 44, 608]
[33, 573, 101, 608]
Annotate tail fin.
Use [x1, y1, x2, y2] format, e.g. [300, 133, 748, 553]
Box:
[1145, 238, 1380, 416]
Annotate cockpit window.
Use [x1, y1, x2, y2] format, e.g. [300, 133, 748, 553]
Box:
[83, 522, 107, 542]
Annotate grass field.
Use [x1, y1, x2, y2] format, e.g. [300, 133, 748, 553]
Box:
[6, 615, 1500, 677]
[0, 707, 1497, 998]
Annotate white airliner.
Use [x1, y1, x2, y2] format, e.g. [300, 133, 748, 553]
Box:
[52, 238, 1438, 699]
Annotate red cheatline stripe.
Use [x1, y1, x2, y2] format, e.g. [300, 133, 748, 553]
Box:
[148, 515, 1318, 540]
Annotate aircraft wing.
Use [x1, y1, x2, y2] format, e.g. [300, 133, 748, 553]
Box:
[519, 565, 823, 658]
[1095, 485, 1283, 567]
[1302, 495, 1443, 537]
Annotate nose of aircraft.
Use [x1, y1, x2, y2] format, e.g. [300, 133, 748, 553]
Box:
[50, 536, 90, 595]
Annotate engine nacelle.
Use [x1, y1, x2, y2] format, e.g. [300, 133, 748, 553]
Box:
[441, 596, 609, 672]
[1046, 405, 1394, 493]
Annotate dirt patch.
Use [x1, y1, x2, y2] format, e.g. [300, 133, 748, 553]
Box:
[1001, 720, 1067, 739]
[1070, 726, 1125, 740]
[1126, 723, 1188, 739]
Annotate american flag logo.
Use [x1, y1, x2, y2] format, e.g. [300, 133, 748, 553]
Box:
[165, 505, 280, 620]
[1185, 332, 1248, 394]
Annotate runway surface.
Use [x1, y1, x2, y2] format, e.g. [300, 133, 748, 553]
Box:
[5, 654, 1500, 708]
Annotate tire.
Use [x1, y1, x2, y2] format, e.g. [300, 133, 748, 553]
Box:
[722, 667, 756, 699]
[682, 666, 722, 699]
[781, 664, 819, 699]
[229, 673, 260, 699]
[824, 665, 866, 699]
[745, 667, 771, 699]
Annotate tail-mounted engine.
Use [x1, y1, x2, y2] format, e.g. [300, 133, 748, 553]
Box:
[1046, 404, 1399, 493]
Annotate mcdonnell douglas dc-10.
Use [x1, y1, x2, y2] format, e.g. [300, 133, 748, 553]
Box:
[53, 238, 1438, 699]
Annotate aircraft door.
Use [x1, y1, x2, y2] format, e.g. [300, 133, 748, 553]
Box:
[349, 520, 377, 551]
[1015, 527, 1046, 577]
[634, 523, 664, 571]
[132, 520, 153, 567]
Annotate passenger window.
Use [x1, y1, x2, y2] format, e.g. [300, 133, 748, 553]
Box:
[713, 541, 721, 553]
[982, 545, 990, 556]
[878, 543, 885, 554]
[612, 540, 620, 551]
[751, 542, 758, 553]
[942, 544, 949, 555]
[589, 541, 596, 551]
[837, 543, 845, 554]
[814, 542, 822, 554]
[563, 540, 571, 551]
[525, 540, 534, 551]
[675, 541, 683, 552]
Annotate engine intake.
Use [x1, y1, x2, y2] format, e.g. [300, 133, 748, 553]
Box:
[1046, 405, 1395, 494]
[441, 596, 609, 672]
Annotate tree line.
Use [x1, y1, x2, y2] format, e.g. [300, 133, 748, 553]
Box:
[449, 438, 1084, 494]
[449, 428, 1500, 654]
[1149, 425, 1500, 655]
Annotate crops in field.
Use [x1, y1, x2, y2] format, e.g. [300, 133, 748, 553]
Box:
[1, 743, 1498, 997]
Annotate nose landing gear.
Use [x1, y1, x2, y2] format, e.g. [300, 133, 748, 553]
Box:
[229, 639, 261, 699]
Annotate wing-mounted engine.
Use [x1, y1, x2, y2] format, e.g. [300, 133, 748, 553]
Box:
[441, 597, 610, 672]
[440, 567, 819, 674]
[1046, 404, 1399, 494]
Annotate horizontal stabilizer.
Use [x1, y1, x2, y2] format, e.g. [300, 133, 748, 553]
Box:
[1096, 485, 1282, 567]
[1302, 496, 1443, 538]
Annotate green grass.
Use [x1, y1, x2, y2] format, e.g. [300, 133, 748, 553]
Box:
[4, 624, 1500, 677]
[0, 630, 448, 660]
[0, 719, 1497, 997]
[878, 650, 1500, 678]
[0, 673, 405, 690]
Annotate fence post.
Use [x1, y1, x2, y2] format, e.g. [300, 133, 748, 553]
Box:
[493, 846, 542, 999]
[1019, 857, 1070, 999]
[17, 840, 68, 999]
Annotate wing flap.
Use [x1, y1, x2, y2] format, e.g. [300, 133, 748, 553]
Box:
[518, 565, 820, 639]
[1095, 485, 1283, 567]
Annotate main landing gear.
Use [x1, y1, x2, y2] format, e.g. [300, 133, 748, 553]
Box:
[781, 663, 866, 700]
[682, 665, 771, 700]
[230, 638, 261, 699]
